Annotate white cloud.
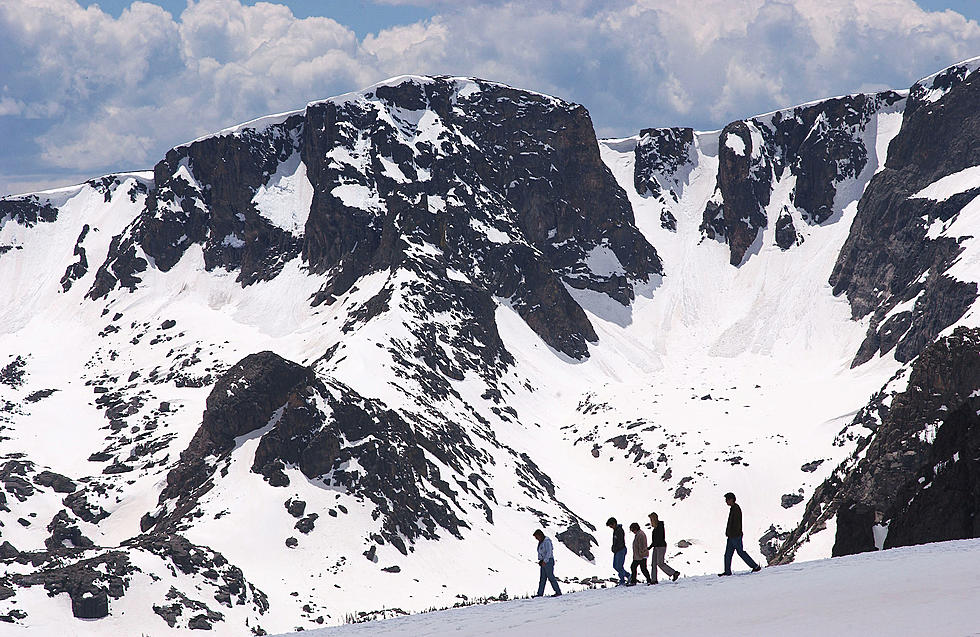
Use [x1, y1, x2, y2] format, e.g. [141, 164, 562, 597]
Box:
[1, 0, 979, 194]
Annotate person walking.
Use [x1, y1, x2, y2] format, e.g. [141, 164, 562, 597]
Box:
[532, 529, 562, 597]
[628, 522, 653, 585]
[719, 492, 762, 576]
[606, 517, 630, 585]
[647, 512, 680, 583]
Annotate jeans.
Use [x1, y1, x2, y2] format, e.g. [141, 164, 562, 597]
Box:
[537, 559, 561, 596]
[724, 536, 760, 573]
[613, 549, 629, 584]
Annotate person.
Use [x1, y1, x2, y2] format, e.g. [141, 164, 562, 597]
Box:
[606, 517, 630, 585]
[628, 522, 653, 585]
[719, 492, 762, 576]
[532, 529, 562, 597]
[647, 512, 680, 583]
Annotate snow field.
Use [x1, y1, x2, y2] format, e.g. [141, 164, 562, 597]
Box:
[285, 537, 980, 637]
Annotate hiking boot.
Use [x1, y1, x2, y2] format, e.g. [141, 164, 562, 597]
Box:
[752, 566, 762, 572]
[717, 572, 732, 577]
[672, 572, 680, 582]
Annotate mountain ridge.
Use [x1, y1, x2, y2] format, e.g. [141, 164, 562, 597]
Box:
[1, 59, 979, 634]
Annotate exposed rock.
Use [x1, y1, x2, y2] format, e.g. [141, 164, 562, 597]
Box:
[780, 492, 804, 509]
[0, 541, 20, 559]
[701, 121, 772, 265]
[834, 502, 878, 556]
[285, 499, 306, 519]
[63, 490, 110, 524]
[45, 510, 95, 550]
[556, 523, 597, 562]
[883, 395, 980, 548]
[0, 195, 58, 228]
[774, 212, 800, 250]
[832, 67, 980, 366]
[153, 351, 314, 529]
[759, 525, 790, 563]
[294, 514, 318, 535]
[776, 327, 980, 562]
[800, 460, 824, 473]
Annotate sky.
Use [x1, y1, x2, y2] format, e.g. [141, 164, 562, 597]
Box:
[1, 0, 979, 196]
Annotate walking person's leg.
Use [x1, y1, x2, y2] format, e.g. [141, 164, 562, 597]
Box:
[734, 537, 760, 569]
[629, 560, 639, 584]
[723, 538, 735, 575]
[639, 559, 652, 584]
[537, 562, 547, 596]
[614, 549, 629, 584]
[545, 559, 561, 595]
[656, 547, 679, 580]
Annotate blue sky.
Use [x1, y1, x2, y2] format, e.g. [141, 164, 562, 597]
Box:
[2, 0, 980, 195]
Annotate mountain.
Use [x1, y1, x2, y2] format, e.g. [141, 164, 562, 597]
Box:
[1, 59, 979, 634]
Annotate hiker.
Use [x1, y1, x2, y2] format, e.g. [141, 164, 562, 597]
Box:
[533, 529, 562, 597]
[628, 522, 653, 585]
[606, 517, 630, 585]
[719, 492, 762, 576]
[647, 512, 680, 583]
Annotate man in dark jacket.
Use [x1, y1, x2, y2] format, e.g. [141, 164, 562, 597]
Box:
[532, 529, 562, 597]
[606, 517, 630, 585]
[719, 492, 762, 576]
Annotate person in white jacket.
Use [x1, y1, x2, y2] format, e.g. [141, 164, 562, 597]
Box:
[533, 529, 562, 597]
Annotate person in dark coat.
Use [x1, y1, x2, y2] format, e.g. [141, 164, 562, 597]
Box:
[606, 517, 630, 585]
[532, 529, 562, 597]
[719, 492, 762, 576]
[647, 512, 680, 583]
[628, 522, 653, 585]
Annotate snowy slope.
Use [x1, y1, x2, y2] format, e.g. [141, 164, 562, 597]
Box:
[282, 537, 980, 637]
[1, 62, 979, 635]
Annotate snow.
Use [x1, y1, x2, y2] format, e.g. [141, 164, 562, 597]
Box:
[282, 538, 980, 637]
[332, 183, 383, 212]
[909, 165, 980, 202]
[583, 244, 625, 277]
[914, 56, 980, 104]
[253, 152, 314, 235]
[3, 74, 980, 637]
[724, 132, 746, 156]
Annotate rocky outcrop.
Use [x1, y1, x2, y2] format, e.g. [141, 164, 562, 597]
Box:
[775, 327, 980, 562]
[633, 127, 694, 201]
[883, 395, 980, 548]
[88, 77, 660, 359]
[149, 351, 313, 531]
[832, 66, 980, 366]
[0, 195, 58, 228]
[701, 121, 773, 265]
[690, 92, 904, 265]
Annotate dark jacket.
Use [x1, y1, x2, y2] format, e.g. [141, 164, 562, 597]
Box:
[611, 524, 626, 553]
[649, 520, 667, 548]
[726, 503, 743, 538]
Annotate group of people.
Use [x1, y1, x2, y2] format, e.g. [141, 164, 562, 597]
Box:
[532, 491, 762, 597]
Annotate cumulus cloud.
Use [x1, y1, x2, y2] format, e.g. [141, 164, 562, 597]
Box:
[0, 0, 979, 195]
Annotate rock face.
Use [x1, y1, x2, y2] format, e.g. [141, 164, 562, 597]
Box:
[831, 64, 980, 366]
[158, 350, 596, 557]
[90, 76, 661, 360]
[4, 63, 980, 634]
[687, 92, 903, 265]
[775, 327, 980, 562]
[150, 351, 314, 530]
